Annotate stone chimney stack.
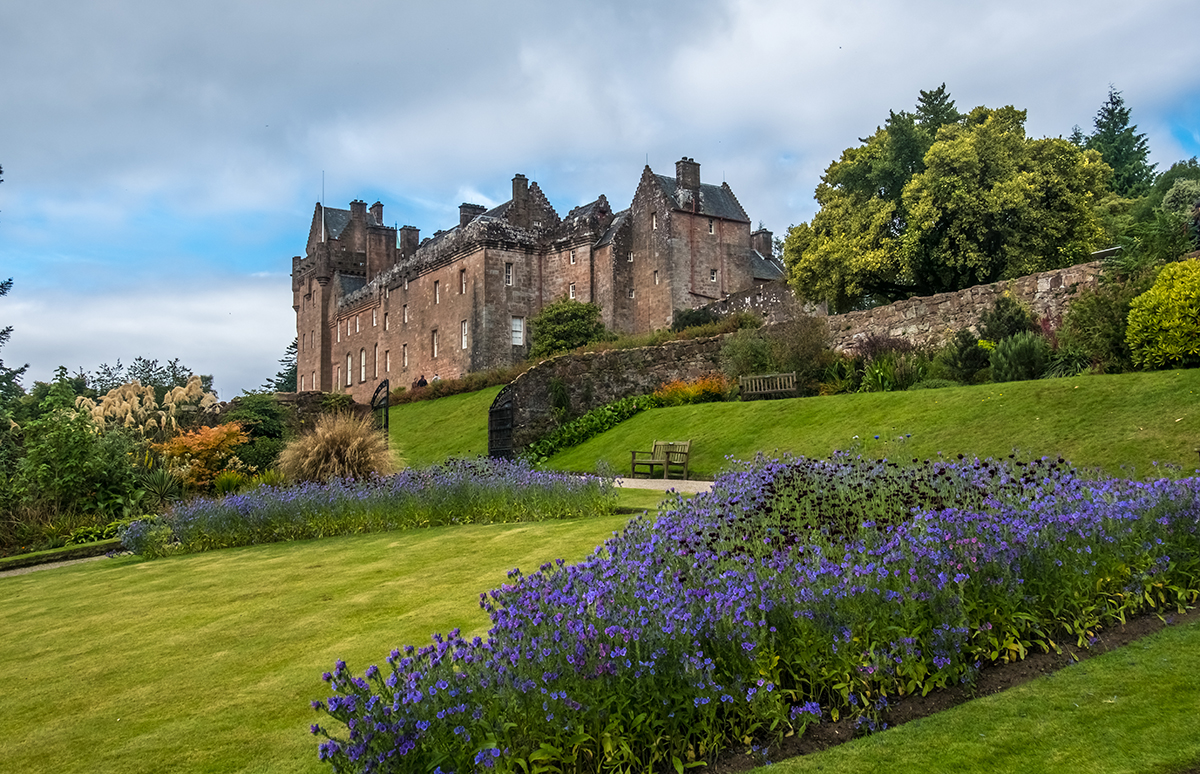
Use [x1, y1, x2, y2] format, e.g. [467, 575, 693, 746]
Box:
[751, 228, 774, 258]
[510, 174, 530, 229]
[350, 199, 367, 221]
[675, 157, 701, 192]
[369, 201, 384, 226]
[398, 225, 420, 259]
[459, 203, 486, 228]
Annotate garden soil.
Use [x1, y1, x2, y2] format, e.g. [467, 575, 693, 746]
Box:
[711, 604, 1200, 773]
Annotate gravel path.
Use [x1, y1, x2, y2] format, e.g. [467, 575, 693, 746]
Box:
[0, 554, 111, 578]
[614, 477, 713, 494]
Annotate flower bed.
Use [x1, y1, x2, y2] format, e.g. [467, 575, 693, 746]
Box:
[121, 458, 614, 557]
[312, 453, 1200, 773]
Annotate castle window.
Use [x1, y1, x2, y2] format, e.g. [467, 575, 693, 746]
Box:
[337, 323, 342, 343]
[710, 269, 717, 282]
[460, 269, 466, 294]
[402, 343, 408, 367]
[336, 366, 341, 387]
[505, 263, 513, 286]
[628, 288, 635, 299]
[385, 286, 390, 300]
[627, 252, 633, 263]
[654, 270, 659, 285]
[384, 312, 389, 331]
[300, 374, 305, 391]
[461, 320, 468, 349]
[434, 280, 440, 304]
[511, 317, 524, 346]
[569, 249, 576, 265]
[311, 371, 316, 390]
[652, 212, 657, 230]
[385, 350, 390, 373]
[569, 283, 576, 300]
[403, 304, 408, 324]
[360, 348, 366, 382]
[356, 315, 360, 333]
[432, 329, 439, 358]
[372, 309, 377, 327]
[345, 354, 352, 386]
[373, 344, 379, 378]
[404, 277, 409, 291]
[708, 218, 714, 235]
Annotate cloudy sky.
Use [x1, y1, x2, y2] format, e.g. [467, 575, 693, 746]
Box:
[2, 0, 1198, 396]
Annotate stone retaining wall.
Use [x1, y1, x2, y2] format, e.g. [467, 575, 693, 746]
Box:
[827, 261, 1104, 352]
[499, 336, 727, 451]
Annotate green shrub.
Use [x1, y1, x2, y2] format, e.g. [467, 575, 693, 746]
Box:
[212, 470, 249, 496]
[235, 436, 287, 472]
[978, 294, 1038, 342]
[1056, 280, 1148, 373]
[991, 331, 1051, 382]
[250, 469, 286, 488]
[719, 327, 776, 378]
[1045, 343, 1094, 378]
[525, 395, 654, 461]
[118, 516, 176, 558]
[277, 413, 397, 483]
[939, 328, 992, 384]
[671, 307, 719, 331]
[67, 517, 137, 545]
[1127, 260, 1200, 369]
[766, 317, 835, 395]
[140, 467, 183, 510]
[529, 300, 613, 358]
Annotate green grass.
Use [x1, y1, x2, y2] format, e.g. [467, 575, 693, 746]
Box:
[0, 513, 630, 774]
[387, 385, 502, 466]
[549, 369, 1200, 479]
[764, 616, 1200, 774]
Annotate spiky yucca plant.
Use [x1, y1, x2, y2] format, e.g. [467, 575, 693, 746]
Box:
[277, 413, 398, 484]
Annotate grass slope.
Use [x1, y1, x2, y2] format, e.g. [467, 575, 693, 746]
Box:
[387, 385, 502, 467]
[0, 513, 629, 774]
[550, 369, 1200, 479]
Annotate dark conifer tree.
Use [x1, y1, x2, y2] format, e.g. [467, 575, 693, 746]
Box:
[1085, 87, 1156, 197]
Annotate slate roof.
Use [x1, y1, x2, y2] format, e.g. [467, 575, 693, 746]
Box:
[320, 207, 353, 240]
[595, 209, 629, 247]
[748, 250, 787, 281]
[338, 273, 367, 295]
[653, 176, 750, 222]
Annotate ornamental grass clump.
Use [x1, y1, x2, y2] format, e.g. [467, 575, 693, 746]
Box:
[311, 453, 1200, 774]
[129, 457, 613, 555]
[278, 412, 397, 484]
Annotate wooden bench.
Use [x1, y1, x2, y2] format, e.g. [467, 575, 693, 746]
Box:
[739, 371, 798, 400]
[630, 440, 692, 480]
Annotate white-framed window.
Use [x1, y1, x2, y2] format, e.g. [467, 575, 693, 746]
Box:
[373, 344, 378, 378]
[337, 322, 341, 343]
[654, 270, 659, 285]
[403, 304, 408, 324]
[505, 262, 513, 286]
[708, 218, 714, 235]
[311, 371, 316, 391]
[355, 315, 360, 333]
[404, 277, 409, 291]
[432, 329, 439, 358]
[336, 366, 341, 387]
[461, 320, 468, 349]
[300, 374, 305, 391]
[359, 348, 366, 382]
[385, 350, 390, 373]
[402, 343, 408, 367]
[385, 286, 390, 300]
[710, 269, 717, 282]
[569, 249, 576, 265]
[384, 312, 389, 331]
[460, 269, 466, 294]
[628, 288, 635, 299]
[627, 251, 633, 262]
[345, 354, 352, 386]
[652, 212, 657, 230]
[347, 320, 352, 337]
[569, 283, 576, 299]
[511, 316, 524, 346]
[434, 280, 440, 304]
[372, 309, 377, 327]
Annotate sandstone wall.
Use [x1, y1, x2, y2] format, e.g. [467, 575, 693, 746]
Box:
[497, 336, 727, 451]
[827, 261, 1104, 352]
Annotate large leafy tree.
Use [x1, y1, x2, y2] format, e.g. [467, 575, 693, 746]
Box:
[1084, 87, 1156, 198]
[786, 95, 1111, 311]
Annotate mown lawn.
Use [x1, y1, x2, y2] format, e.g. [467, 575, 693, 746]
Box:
[388, 385, 502, 466]
[0, 513, 631, 774]
[550, 369, 1200, 479]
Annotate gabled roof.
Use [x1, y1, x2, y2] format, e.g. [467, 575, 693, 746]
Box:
[320, 206, 353, 240]
[595, 209, 629, 247]
[653, 175, 750, 222]
[748, 250, 787, 281]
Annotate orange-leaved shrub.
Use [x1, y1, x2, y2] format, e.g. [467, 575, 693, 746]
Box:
[277, 412, 398, 483]
[651, 373, 731, 406]
[152, 422, 249, 490]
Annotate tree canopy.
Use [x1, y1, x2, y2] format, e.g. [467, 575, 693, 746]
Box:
[785, 91, 1111, 312]
[1084, 87, 1156, 198]
[529, 300, 612, 358]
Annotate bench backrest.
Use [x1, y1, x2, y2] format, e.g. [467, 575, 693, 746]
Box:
[739, 372, 797, 394]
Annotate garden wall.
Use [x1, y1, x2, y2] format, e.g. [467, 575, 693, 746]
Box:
[496, 336, 726, 451]
[826, 260, 1104, 352]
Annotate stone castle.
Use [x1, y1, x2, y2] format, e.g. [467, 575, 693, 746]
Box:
[291, 157, 785, 402]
